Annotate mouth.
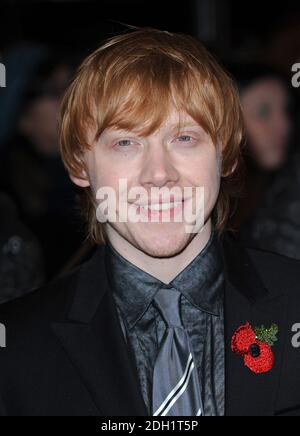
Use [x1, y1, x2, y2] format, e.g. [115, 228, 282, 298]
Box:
[139, 201, 182, 212]
[132, 199, 191, 222]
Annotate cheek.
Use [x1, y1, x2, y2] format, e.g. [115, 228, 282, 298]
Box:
[86, 149, 129, 192]
[182, 147, 220, 187]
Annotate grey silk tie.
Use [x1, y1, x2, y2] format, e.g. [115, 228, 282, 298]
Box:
[152, 287, 203, 416]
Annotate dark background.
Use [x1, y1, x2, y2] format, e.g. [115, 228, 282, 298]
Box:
[1, 0, 300, 62]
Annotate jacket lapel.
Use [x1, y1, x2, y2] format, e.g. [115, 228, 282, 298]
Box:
[222, 235, 288, 416]
[51, 245, 148, 416]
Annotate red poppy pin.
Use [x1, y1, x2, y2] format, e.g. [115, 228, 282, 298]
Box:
[231, 322, 278, 374]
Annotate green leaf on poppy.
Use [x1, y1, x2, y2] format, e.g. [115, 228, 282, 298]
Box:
[254, 324, 279, 347]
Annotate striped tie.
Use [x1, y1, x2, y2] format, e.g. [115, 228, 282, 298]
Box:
[152, 287, 203, 416]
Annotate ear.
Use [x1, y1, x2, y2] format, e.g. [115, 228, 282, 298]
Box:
[70, 169, 91, 188]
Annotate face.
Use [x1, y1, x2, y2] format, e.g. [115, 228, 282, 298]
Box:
[241, 79, 291, 170]
[21, 97, 61, 155]
[73, 109, 222, 258]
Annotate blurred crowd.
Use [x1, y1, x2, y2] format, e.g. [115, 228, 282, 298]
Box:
[0, 45, 87, 302]
[0, 14, 300, 304]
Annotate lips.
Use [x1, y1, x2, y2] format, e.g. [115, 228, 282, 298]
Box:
[139, 201, 182, 212]
[132, 199, 188, 221]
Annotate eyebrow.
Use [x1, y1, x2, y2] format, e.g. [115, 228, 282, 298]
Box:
[104, 123, 203, 135]
[169, 123, 203, 130]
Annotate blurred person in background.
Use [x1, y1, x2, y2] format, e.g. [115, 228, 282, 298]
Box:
[0, 192, 44, 303]
[240, 148, 300, 259]
[229, 64, 294, 232]
[0, 52, 85, 279]
[0, 43, 48, 150]
[229, 64, 300, 260]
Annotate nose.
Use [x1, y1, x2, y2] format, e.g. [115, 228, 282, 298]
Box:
[139, 142, 180, 188]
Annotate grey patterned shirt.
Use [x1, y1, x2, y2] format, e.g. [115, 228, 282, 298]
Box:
[105, 232, 225, 416]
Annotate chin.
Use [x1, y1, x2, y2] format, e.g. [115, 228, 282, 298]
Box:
[133, 230, 192, 259]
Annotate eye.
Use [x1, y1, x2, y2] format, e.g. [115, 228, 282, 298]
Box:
[115, 139, 134, 147]
[174, 134, 198, 146]
[177, 135, 194, 142]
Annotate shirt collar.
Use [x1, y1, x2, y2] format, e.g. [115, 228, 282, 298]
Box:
[105, 231, 225, 331]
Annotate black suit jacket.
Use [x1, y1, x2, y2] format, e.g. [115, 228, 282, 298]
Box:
[0, 235, 300, 416]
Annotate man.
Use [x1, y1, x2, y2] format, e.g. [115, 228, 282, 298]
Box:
[0, 28, 300, 416]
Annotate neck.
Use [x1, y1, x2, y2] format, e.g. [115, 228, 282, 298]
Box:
[106, 220, 212, 284]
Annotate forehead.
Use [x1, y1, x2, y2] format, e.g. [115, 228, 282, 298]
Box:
[104, 109, 201, 136]
[159, 110, 198, 128]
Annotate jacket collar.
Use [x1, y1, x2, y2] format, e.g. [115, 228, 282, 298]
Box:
[220, 232, 271, 303]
